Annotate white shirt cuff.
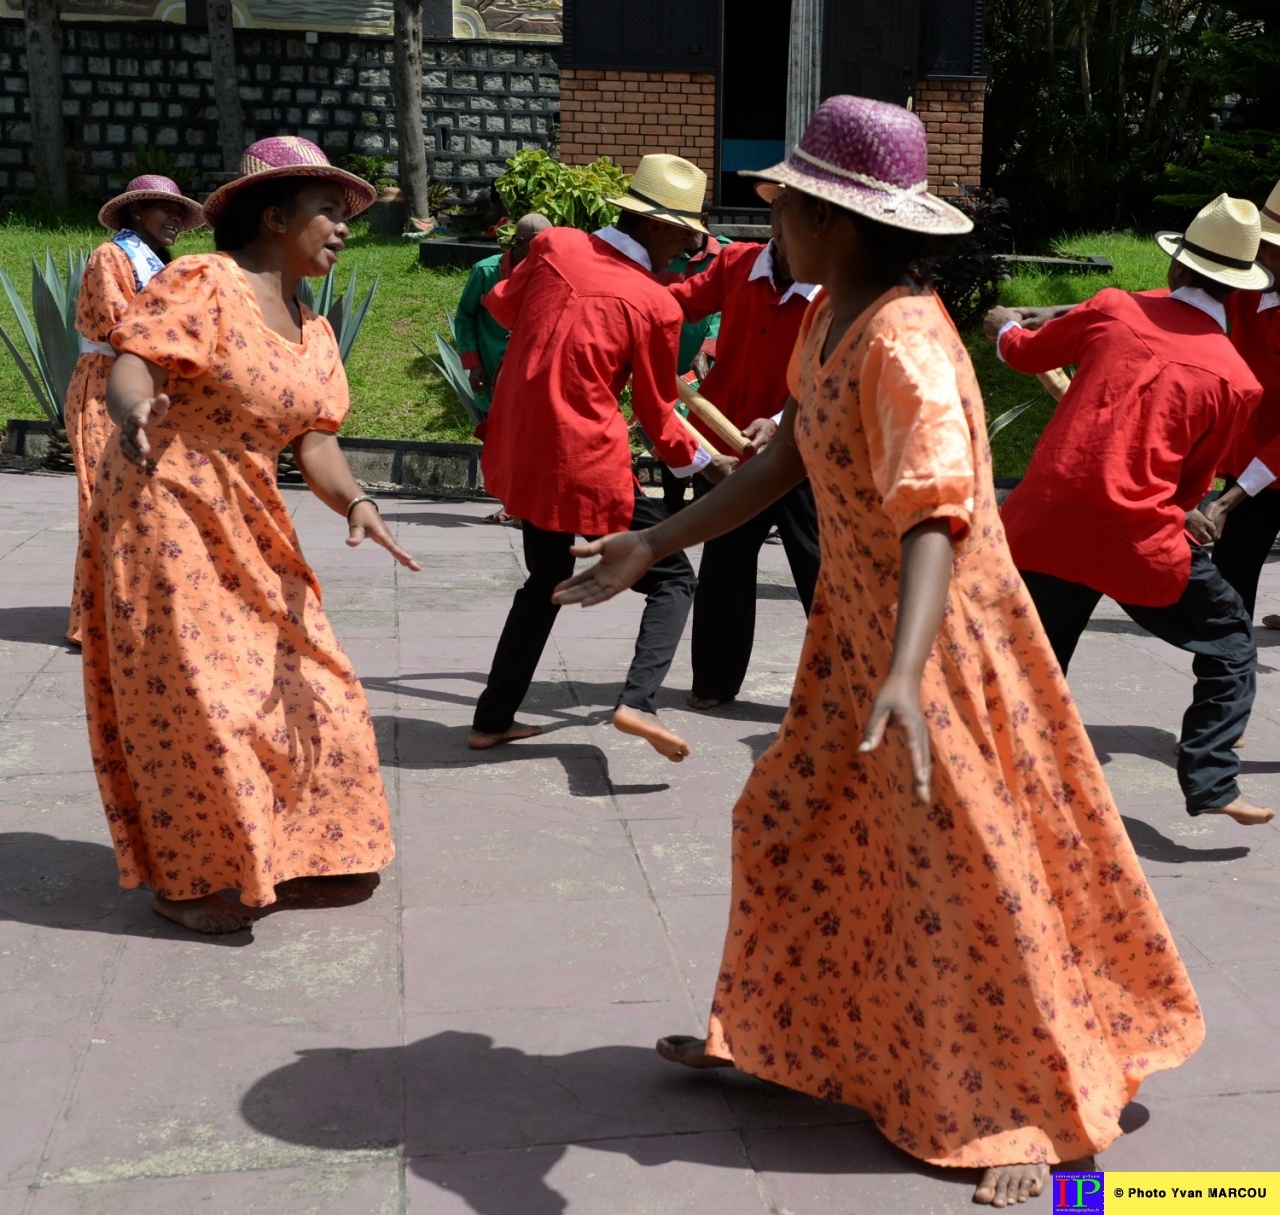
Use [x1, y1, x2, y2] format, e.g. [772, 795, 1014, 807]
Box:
[995, 319, 1021, 364]
[770, 410, 784, 426]
[1237, 457, 1277, 497]
[666, 446, 711, 479]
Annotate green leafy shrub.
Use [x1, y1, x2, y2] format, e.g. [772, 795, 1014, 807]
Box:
[125, 143, 195, 194]
[0, 250, 88, 427]
[493, 150, 631, 245]
[342, 153, 395, 189]
[296, 267, 379, 364]
[928, 186, 1012, 329]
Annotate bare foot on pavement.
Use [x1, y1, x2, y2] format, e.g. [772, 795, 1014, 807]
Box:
[152, 893, 252, 934]
[468, 723, 542, 750]
[613, 706, 690, 761]
[973, 1163, 1049, 1206]
[655, 1035, 735, 1069]
[1205, 795, 1274, 825]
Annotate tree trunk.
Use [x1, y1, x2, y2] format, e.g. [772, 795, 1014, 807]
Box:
[207, 0, 246, 175]
[392, 0, 430, 221]
[1076, 0, 1094, 116]
[23, 0, 67, 210]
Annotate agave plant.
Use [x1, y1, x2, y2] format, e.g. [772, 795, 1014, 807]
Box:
[0, 249, 88, 427]
[415, 311, 482, 428]
[296, 266, 379, 364]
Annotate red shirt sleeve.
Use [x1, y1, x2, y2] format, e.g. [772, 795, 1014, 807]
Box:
[627, 305, 698, 468]
[667, 246, 728, 323]
[998, 298, 1099, 375]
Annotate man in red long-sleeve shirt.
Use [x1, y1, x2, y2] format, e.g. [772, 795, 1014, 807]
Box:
[985, 193, 1273, 827]
[469, 155, 735, 762]
[667, 184, 821, 708]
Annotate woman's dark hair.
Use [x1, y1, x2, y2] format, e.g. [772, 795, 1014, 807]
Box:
[213, 176, 309, 252]
[843, 207, 959, 283]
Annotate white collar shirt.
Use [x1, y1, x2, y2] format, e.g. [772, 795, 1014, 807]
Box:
[748, 240, 820, 305]
[593, 225, 651, 271]
[1169, 284, 1228, 332]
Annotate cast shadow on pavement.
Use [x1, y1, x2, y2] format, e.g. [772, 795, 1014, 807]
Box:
[1086, 722, 1280, 777]
[1119, 817, 1250, 865]
[373, 716, 670, 799]
[0, 605, 70, 647]
[0, 832, 382, 940]
[240, 1031, 986, 1215]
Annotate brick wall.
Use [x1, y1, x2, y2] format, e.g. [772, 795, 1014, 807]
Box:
[915, 77, 984, 195]
[558, 67, 716, 197]
[0, 20, 559, 203]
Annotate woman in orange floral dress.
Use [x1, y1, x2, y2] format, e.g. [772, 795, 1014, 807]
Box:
[65, 175, 203, 644]
[555, 98, 1204, 1206]
[86, 137, 419, 935]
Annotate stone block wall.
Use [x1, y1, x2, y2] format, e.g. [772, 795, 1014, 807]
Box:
[0, 20, 559, 203]
[558, 68, 716, 196]
[915, 78, 985, 195]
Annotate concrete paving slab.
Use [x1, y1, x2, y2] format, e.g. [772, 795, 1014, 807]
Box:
[0, 1036, 80, 1186]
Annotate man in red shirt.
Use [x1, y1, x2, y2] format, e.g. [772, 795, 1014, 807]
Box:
[667, 184, 821, 709]
[1202, 181, 1280, 619]
[469, 155, 735, 761]
[985, 193, 1272, 826]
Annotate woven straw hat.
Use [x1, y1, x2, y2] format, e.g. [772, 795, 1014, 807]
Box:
[98, 175, 204, 233]
[1259, 179, 1280, 249]
[1155, 193, 1271, 290]
[753, 182, 782, 205]
[608, 154, 709, 235]
[741, 95, 972, 236]
[202, 136, 377, 228]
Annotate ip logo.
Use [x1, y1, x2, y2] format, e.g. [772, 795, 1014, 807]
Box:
[1054, 1172, 1106, 1213]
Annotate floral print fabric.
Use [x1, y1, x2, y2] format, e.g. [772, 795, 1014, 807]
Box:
[65, 241, 137, 643]
[703, 287, 1203, 1167]
[79, 252, 393, 906]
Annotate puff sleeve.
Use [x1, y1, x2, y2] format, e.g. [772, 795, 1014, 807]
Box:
[111, 253, 223, 380]
[77, 242, 139, 343]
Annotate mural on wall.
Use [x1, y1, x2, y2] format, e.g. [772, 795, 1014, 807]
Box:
[0, 0, 561, 38]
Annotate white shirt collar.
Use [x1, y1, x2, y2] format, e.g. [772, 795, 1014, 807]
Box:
[747, 240, 820, 305]
[593, 225, 651, 271]
[1169, 285, 1227, 331]
[1259, 291, 1280, 313]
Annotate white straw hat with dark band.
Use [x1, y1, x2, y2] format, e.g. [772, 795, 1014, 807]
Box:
[607, 154, 710, 236]
[1155, 193, 1272, 290]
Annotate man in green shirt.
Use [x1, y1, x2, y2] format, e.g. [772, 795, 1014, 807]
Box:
[456, 212, 551, 413]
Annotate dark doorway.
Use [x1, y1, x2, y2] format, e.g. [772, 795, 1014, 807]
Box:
[718, 0, 792, 208]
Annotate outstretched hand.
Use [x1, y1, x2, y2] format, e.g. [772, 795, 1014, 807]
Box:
[859, 672, 932, 804]
[347, 501, 422, 571]
[552, 531, 656, 606]
[117, 393, 171, 468]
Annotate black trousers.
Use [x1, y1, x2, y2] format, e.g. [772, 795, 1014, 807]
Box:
[1212, 480, 1280, 618]
[1020, 548, 1255, 814]
[660, 464, 692, 517]
[688, 476, 821, 702]
[472, 490, 696, 734]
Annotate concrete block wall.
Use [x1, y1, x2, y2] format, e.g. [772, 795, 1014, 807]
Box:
[915, 78, 985, 195]
[0, 20, 559, 204]
[557, 68, 716, 195]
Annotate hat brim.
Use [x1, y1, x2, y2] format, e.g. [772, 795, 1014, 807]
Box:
[740, 160, 973, 237]
[607, 193, 710, 236]
[1259, 215, 1280, 249]
[202, 165, 378, 228]
[753, 181, 782, 205]
[1155, 231, 1274, 290]
[98, 190, 205, 233]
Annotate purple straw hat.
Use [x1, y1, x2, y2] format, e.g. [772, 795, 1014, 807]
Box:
[742, 96, 973, 236]
[98, 175, 205, 233]
[201, 136, 377, 228]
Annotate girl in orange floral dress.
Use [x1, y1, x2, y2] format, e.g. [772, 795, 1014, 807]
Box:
[555, 98, 1204, 1206]
[65, 175, 203, 644]
[87, 138, 420, 935]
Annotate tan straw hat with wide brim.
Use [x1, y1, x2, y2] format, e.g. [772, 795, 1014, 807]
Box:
[1259, 179, 1280, 249]
[607, 154, 709, 235]
[98, 175, 204, 233]
[1155, 193, 1272, 290]
[202, 136, 377, 228]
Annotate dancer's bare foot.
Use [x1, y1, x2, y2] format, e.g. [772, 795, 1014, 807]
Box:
[1205, 795, 1275, 825]
[687, 693, 729, 711]
[152, 893, 252, 934]
[1234, 734, 1246, 750]
[613, 706, 690, 761]
[973, 1163, 1049, 1206]
[655, 1035, 735, 1069]
[468, 723, 542, 750]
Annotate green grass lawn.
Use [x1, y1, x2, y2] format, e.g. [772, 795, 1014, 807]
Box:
[0, 204, 474, 444]
[0, 208, 1170, 471]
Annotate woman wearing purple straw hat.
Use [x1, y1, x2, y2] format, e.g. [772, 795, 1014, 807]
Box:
[64, 174, 204, 644]
[554, 97, 1202, 1205]
[82, 137, 420, 935]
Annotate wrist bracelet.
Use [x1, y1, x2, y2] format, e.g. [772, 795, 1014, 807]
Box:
[346, 495, 379, 522]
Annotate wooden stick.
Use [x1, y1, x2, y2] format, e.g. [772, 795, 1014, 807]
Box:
[1037, 367, 1071, 401]
[675, 378, 749, 454]
[676, 410, 721, 456]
